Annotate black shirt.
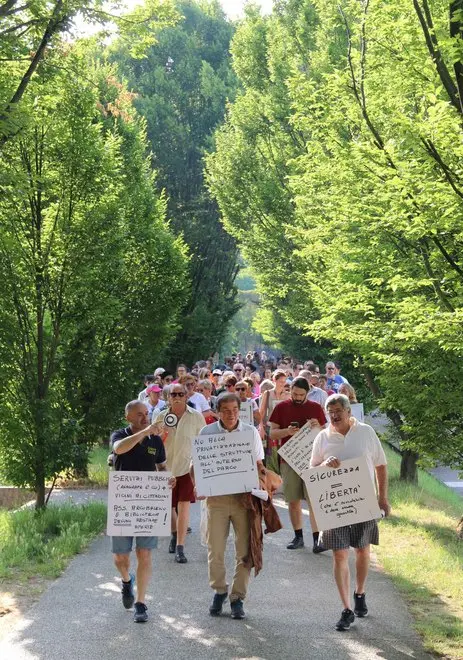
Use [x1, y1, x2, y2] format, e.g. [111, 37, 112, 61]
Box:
[110, 427, 166, 471]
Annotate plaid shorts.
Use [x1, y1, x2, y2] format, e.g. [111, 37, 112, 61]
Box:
[320, 519, 379, 551]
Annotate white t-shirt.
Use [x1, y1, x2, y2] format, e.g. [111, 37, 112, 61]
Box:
[310, 418, 387, 484]
[138, 388, 149, 404]
[307, 386, 327, 408]
[199, 420, 264, 461]
[188, 392, 211, 413]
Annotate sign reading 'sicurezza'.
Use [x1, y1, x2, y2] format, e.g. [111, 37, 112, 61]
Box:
[302, 456, 381, 530]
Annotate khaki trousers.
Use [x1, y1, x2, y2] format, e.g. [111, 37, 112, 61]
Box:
[206, 494, 250, 602]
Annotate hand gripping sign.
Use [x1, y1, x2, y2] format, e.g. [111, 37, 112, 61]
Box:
[191, 430, 259, 497]
[277, 421, 319, 476]
[107, 471, 172, 537]
[301, 456, 381, 530]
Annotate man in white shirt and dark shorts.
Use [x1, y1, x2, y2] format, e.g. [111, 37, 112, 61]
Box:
[310, 393, 390, 632]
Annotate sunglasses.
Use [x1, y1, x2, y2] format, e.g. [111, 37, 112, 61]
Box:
[235, 387, 246, 391]
[226, 383, 235, 387]
[170, 392, 185, 398]
[234, 369, 243, 372]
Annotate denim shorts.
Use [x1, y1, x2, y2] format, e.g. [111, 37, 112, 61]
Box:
[111, 535, 158, 554]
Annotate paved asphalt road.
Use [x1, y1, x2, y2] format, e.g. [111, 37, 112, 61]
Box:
[430, 466, 463, 498]
[1, 496, 429, 660]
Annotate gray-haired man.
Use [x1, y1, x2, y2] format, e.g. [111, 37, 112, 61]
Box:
[110, 401, 175, 623]
[310, 394, 390, 631]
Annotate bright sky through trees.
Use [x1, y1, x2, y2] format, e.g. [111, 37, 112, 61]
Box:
[72, 0, 273, 36]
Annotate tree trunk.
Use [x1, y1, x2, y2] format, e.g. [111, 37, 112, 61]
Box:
[399, 450, 419, 483]
[35, 461, 46, 509]
[361, 362, 419, 482]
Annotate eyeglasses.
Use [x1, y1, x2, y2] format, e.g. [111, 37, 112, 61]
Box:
[170, 392, 185, 398]
[185, 382, 195, 387]
[235, 387, 246, 392]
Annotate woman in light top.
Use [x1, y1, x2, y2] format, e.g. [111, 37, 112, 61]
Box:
[259, 369, 291, 456]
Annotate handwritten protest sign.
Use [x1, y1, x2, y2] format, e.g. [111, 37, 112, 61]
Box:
[351, 403, 364, 423]
[239, 400, 254, 425]
[302, 456, 381, 529]
[192, 430, 259, 497]
[107, 471, 172, 537]
[277, 422, 319, 476]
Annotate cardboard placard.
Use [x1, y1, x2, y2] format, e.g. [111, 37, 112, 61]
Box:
[277, 422, 319, 476]
[239, 400, 254, 425]
[351, 403, 364, 423]
[192, 430, 259, 497]
[107, 471, 172, 537]
[302, 456, 381, 529]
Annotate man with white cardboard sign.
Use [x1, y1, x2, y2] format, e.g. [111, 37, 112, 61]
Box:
[269, 377, 327, 553]
[309, 393, 390, 633]
[109, 400, 175, 623]
[190, 392, 264, 621]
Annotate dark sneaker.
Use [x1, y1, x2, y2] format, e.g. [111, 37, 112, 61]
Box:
[335, 608, 355, 631]
[133, 602, 148, 623]
[168, 535, 176, 553]
[209, 592, 228, 616]
[286, 536, 304, 550]
[230, 598, 245, 620]
[312, 542, 328, 554]
[121, 573, 135, 609]
[175, 549, 187, 564]
[354, 592, 368, 617]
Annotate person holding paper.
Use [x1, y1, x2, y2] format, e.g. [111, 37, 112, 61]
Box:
[269, 377, 327, 552]
[236, 380, 261, 426]
[155, 383, 205, 564]
[110, 400, 174, 623]
[310, 393, 390, 632]
[191, 393, 264, 621]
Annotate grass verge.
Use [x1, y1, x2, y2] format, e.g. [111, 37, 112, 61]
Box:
[375, 444, 463, 658]
[87, 446, 110, 487]
[51, 445, 110, 489]
[0, 502, 107, 581]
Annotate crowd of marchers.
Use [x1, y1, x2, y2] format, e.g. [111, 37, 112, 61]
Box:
[109, 351, 389, 633]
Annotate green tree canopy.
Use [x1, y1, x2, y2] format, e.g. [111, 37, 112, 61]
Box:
[0, 41, 188, 506]
[110, 0, 241, 366]
[207, 0, 463, 476]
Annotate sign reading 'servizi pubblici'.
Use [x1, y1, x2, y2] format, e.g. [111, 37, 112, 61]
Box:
[277, 421, 319, 476]
[192, 430, 259, 497]
[302, 456, 381, 530]
[107, 471, 172, 537]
